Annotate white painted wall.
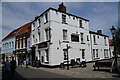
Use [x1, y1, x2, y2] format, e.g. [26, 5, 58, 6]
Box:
[90, 33, 110, 60]
[1, 37, 15, 54]
[31, 8, 110, 66]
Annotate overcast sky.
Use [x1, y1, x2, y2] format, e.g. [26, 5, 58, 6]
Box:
[1, 2, 118, 40]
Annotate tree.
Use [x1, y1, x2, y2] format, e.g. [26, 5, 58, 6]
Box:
[115, 27, 120, 55]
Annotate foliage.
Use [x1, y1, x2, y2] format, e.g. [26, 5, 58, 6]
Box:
[115, 27, 120, 54]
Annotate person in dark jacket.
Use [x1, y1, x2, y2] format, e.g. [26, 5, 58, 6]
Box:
[10, 57, 16, 79]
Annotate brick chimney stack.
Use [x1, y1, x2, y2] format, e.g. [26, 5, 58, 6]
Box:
[58, 3, 66, 13]
[97, 30, 102, 34]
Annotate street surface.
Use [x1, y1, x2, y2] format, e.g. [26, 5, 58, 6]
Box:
[14, 66, 70, 78]
[0, 58, 120, 79]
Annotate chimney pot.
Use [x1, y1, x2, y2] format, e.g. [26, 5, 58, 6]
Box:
[97, 30, 102, 34]
[58, 3, 66, 13]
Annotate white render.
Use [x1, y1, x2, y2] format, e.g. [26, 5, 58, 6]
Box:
[89, 33, 110, 60]
[31, 8, 110, 66]
[1, 37, 15, 55]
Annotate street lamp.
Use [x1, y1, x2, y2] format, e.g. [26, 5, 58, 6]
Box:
[110, 25, 118, 73]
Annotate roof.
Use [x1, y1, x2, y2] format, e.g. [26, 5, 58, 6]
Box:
[2, 27, 21, 41]
[2, 22, 32, 41]
[89, 31, 109, 37]
[109, 40, 114, 46]
[16, 22, 32, 36]
[33, 7, 89, 22]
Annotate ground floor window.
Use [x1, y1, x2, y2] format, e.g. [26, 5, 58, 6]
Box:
[63, 50, 67, 60]
[104, 49, 109, 58]
[45, 49, 49, 62]
[93, 49, 99, 59]
[93, 49, 95, 58]
[96, 49, 98, 58]
[42, 56, 44, 63]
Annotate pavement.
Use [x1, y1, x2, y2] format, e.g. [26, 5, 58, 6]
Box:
[29, 61, 120, 78]
[1, 58, 120, 79]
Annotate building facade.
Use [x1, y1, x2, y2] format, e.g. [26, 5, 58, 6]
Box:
[1, 28, 21, 61]
[31, 3, 111, 66]
[15, 22, 32, 62]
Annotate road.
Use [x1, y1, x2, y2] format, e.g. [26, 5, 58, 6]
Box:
[14, 67, 70, 79]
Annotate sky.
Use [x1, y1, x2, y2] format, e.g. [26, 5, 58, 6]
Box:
[1, 2, 118, 41]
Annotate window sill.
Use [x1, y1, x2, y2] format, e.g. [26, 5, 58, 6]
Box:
[105, 57, 109, 58]
[62, 22, 68, 24]
[79, 27, 84, 29]
[81, 43, 85, 44]
[45, 62, 49, 64]
[63, 41, 69, 43]
[95, 58, 100, 59]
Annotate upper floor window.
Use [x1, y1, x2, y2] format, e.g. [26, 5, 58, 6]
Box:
[93, 35, 96, 45]
[80, 33, 84, 43]
[23, 38, 26, 48]
[38, 32, 40, 42]
[44, 13, 48, 23]
[82, 49, 85, 59]
[9, 42, 11, 48]
[33, 22, 35, 27]
[45, 29, 49, 41]
[12, 41, 14, 48]
[33, 35, 35, 44]
[63, 29, 67, 40]
[104, 37, 107, 46]
[62, 14, 66, 23]
[38, 18, 41, 26]
[3, 44, 4, 49]
[87, 35, 89, 41]
[79, 20, 83, 28]
[71, 34, 79, 42]
[16, 40, 18, 49]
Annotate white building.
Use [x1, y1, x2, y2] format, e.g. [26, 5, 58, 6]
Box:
[31, 3, 110, 66]
[89, 30, 110, 60]
[1, 28, 20, 61]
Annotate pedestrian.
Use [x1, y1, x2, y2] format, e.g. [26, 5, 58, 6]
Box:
[2, 61, 5, 80]
[26, 58, 29, 68]
[79, 59, 87, 67]
[19, 58, 23, 68]
[4, 59, 11, 79]
[10, 57, 16, 79]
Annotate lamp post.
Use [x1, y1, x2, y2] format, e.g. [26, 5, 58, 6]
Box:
[110, 26, 118, 73]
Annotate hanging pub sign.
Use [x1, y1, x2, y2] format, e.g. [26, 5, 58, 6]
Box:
[38, 42, 47, 48]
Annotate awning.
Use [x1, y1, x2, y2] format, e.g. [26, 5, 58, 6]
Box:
[5, 54, 15, 57]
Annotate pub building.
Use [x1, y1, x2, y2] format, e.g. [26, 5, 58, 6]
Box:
[31, 3, 110, 66]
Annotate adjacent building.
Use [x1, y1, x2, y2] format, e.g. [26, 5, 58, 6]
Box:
[1, 22, 32, 62]
[31, 3, 111, 66]
[1, 28, 21, 61]
[15, 22, 32, 61]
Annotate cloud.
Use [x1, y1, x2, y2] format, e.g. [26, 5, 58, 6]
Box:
[2, 2, 118, 40]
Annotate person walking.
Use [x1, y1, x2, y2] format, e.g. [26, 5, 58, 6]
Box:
[26, 58, 29, 68]
[19, 58, 23, 68]
[10, 57, 16, 79]
[4, 59, 11, 79]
